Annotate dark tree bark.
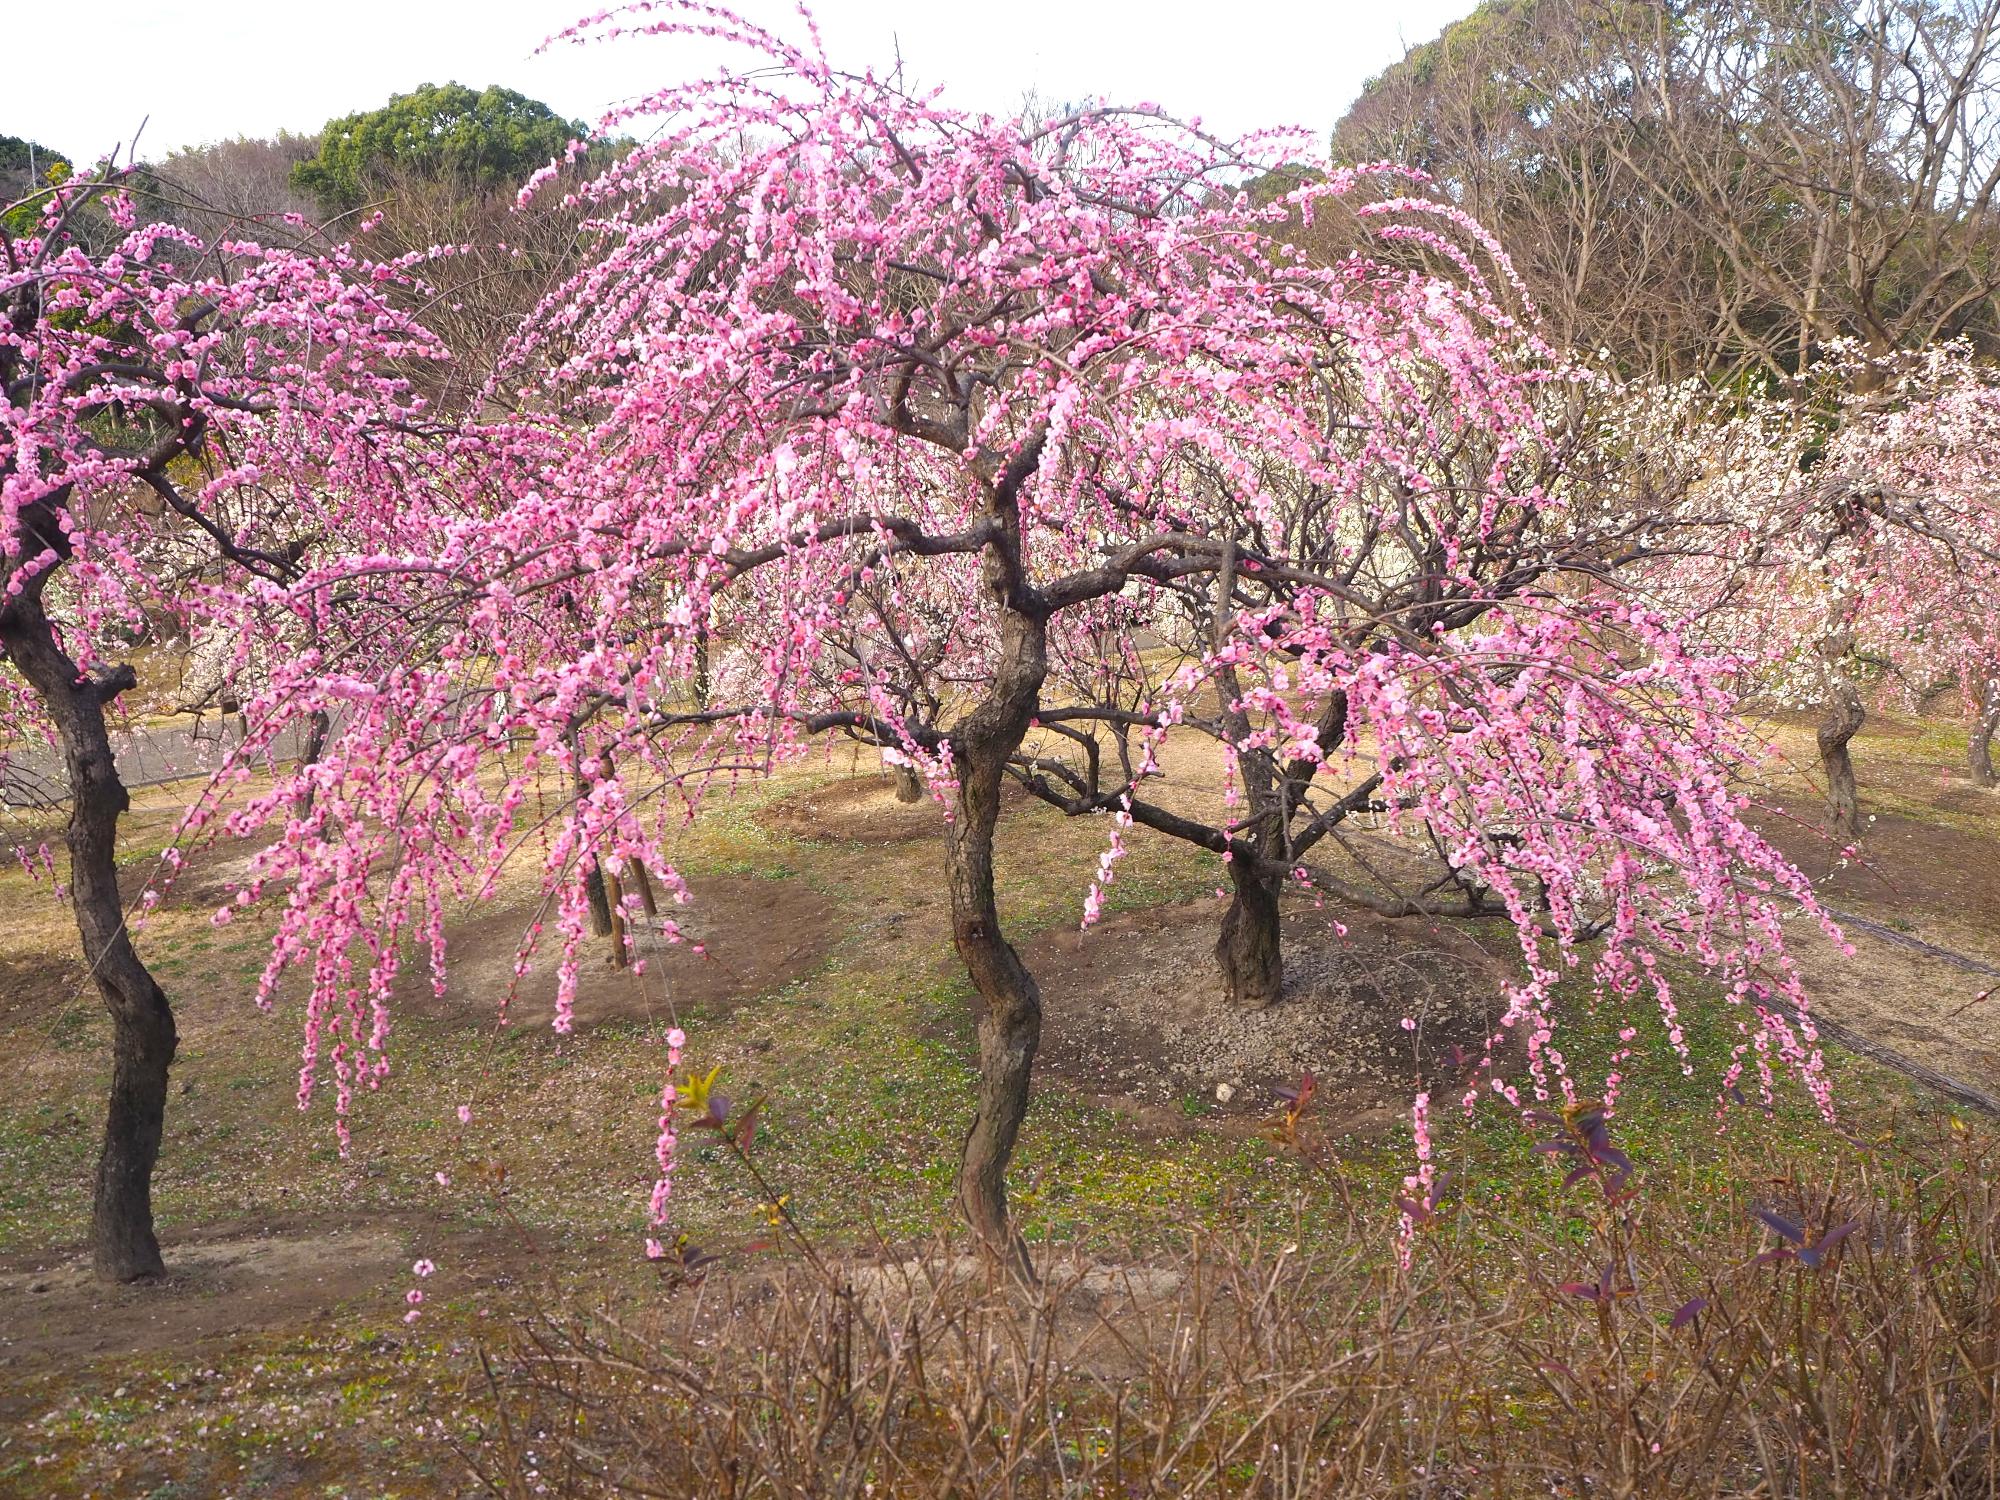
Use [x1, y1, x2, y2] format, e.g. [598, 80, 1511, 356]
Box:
[1819, 680, 1866, 846]
[1216, 863, 1285, 1009]
[1814, 628, 1867, 847]
[1971, 678, 1998, 790]
[219, 690, 249, 746]
[294, 707, 332, 818]
[582, 861, 614, 937]
[948, 549, 1048, 1275]
[627, 860, 659, 916]
[892, 764, 924, 803]
[692, 624, 711, 710]
[568, 740, 617, 941]
[603, 867, 630, 969]
[0, 590, 176, 1282]
[1204, 539, 1290, 1009]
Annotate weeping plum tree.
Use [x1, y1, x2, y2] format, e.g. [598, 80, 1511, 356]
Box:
[211, 4, 1842, 1265]
[1815, 349, 2000, 800]
[1624, 349, 2000, 843]
[1014, 333, 1662, 1010]
[1014, 450, 1850, 1019]
[0, 167, 440, 1279]
[1010, 281, 1905, 1016]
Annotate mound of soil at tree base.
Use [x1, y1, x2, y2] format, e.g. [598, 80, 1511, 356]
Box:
[1023, 900, 1516, 1128]
[758, 774, 1026, 845]
[407, 872, 842, 1031]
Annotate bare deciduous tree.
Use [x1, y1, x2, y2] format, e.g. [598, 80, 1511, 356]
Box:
[1339, 0, 2000, 382]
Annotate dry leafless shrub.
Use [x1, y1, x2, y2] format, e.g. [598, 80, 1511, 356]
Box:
[465, 1119, 1996, 1498]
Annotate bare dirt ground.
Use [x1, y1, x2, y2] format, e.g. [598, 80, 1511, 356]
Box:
[408, 872, 844, 1030]
[757, 772, 1024, 845]
[0, 951, 86, 1031]
[0, 1221, 472, 1371]
[1739, 720, 2000, 1095]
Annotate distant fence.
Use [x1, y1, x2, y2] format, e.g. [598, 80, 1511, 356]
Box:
[1, 716, 316, 809]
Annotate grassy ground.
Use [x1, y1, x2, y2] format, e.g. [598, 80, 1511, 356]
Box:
[0, 718, 1994, 1497]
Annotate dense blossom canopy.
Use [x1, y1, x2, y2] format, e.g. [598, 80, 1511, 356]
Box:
[1823, 349, 2000, 719]
[1, 172, 441, 785]
[1611, 345, 2000, 813]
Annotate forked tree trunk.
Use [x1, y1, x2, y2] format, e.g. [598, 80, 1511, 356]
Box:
[948, 611, 1047, 1277]
[0, 593, 176, 1281]
[293, 707, 332, 818]
[1216, 862, 1284, 1009]
[1205, 539, 1286, 1012]
[1819, 680, 1866, 846]
[892, 764, 924, 803]
[604, 867, 630, 969]
[570, 740, 617, 942]
[628, 861, 659, 917]
[582, 861, 614, 937]
[1971, 678, 1998, 790]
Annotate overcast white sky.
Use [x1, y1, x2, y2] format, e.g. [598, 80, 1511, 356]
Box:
[13, 1, 1468, 163]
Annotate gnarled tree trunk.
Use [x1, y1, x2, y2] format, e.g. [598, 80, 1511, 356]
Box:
[0, 591, 176, 1282]
[692, 623, 712, 710]
[949, 609, 1047, 1277]
[1216, 862, 1284, 1009]
[1815, 628, 1866, 847]
[1206, 538, 1289, 1011]
[582, 861, 614, 937]
[570, 740, 618, 946]
[293, 707, 332, 818]
[1971, 677, 1998, 790]
[603, 867, 630, 969]
[1819, 680, 1866, 846]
